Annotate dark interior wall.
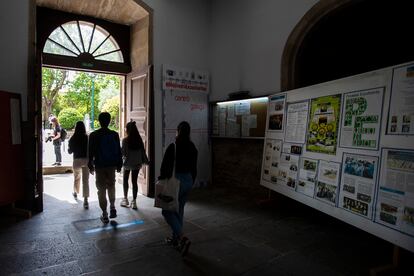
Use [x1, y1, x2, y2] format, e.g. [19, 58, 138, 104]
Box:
[295, 0, 414, 89]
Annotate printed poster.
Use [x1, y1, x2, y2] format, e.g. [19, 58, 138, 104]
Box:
[285, 101, 309, 143]
[340, 88, 384, 150]
[267, 94, 286, 132]
[262, 139, 283, 184]
[387, 64, 414, 135]
[339, 153, 379, 219]
[375, 149, 414, 236]
[306, 94, 342, 155]
[297, 158, 319, 197]
[315, 160, 341, 206]
[277, 153, 300, 190]
[162, 64, 209, 93]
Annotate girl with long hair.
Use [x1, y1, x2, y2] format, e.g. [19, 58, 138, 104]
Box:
[159, 121, 198, 256]
[121, 121, 147, 209]
[68, 121, 90, 208]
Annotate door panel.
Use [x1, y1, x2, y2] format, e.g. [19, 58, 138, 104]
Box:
[126, 66, 151, 196]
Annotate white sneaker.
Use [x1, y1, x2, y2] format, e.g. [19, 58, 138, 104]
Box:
[131, 199, 137, 210]
[120, 198, 129, 207]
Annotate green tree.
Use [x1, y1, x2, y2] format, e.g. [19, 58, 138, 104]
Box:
[42, 68, 68, 125]
[58, 108, 83, 130]
[101, 96, 120, 129]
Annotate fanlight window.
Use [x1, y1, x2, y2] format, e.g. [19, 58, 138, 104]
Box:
[43, 21, 124, 63]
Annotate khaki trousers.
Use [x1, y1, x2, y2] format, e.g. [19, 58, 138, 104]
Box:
[95, 167, 116, 212]
[73, 158, 89, 198]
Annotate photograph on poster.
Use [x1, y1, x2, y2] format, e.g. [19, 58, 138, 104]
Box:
[306, 94, 341, 155]
[340, 88, 384, 150]
[267, 94, 286, 132]
[277, 153, 299, 189]
[339, 153, 378, 219]
[315, 160, 340, 205]
[262, 139, 283, 183]
[375, 149, 414, 235]
[297, 157, 319, 197]
[282, 142, 303, 155]
[285, 101, 309, 143]
[387, 64, 414, 135]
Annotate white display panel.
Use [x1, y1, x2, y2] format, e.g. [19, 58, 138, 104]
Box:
[260, 61, 414, 252]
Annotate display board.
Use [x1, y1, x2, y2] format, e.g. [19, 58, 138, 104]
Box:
[211, 97, 268, 138]
[260, 62, 414, 252]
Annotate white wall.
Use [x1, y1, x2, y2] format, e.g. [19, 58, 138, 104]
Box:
[0, 0, 30, 121]
[142, 0, 211, 177]
[209, 0, 318, 101]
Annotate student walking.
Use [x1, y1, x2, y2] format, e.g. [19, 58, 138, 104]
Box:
[68, 121, 90, 209]
[159, 121, 198, 256]
[88, 112, 122, 224]
[121, 121, 148, 209]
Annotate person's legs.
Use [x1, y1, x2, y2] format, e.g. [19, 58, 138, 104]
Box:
[162, 209, 182, 240]
[131, 169, 139, 200]
[72, 162, 81, 196]
[54, 144, 62, 164]
[176, 173, 193, 227]
[106, 167, 117, 218]
[81, 165, 90, 198]
[123, 169, 130, 198]
[95, 168, 107, 213]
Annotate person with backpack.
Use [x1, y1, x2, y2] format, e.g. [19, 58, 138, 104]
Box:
[49, 117, 62, 166]
[121, 121, 148, 210]
[68, 121, 90, 208]
[88, 112, 122, 223]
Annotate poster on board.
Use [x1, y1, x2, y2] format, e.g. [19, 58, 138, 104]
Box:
[285, 100, 309, 143]
[375, 149, 414, 236]
[306, 94, 342, 155]
[339, 153, 379, 219]
[277, 153, 299, 189]
[162, 64, 209, 93]
[315, 160, 341, 206]
[297, 157, 319, 197]
[262, 139, 283, 183]
[340, 87, 384, 150]
[387, 64, 414, 135]
[267, 94, 286, 132]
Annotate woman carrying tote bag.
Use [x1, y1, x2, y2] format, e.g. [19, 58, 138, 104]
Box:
[159, 121, 198, 256]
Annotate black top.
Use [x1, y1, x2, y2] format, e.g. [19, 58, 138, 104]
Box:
[88, 127, 122, 169]
[159, 141, 198, 182]
[53, 125, 61, 145]
[68, 135, 88, 159]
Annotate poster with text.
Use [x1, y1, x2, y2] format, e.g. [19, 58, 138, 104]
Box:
[277, 153, 300, 189]
[315, 160, 341, 206]
[339, 153, 379, 219]
[306, 94, 342, 155]
[162, 64, 209, 93]
[267, 94, 286, 132]
[340, 88, 384, 150]
[285, 101, 309, 143]
[297, 158, 319, 197]
[375, 149, 414, 236]
[387, 64, 414, 135]
[262, 139, 283, 184]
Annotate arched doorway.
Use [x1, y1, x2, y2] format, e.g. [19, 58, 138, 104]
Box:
[281, 0, 414, 91]
[30, 0, 153, 212]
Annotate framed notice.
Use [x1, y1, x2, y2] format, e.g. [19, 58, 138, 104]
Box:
[340, 87, 384, 150]
[306, 94, 342, 155]
[267, 93, 286, 132]
[315, 160, 341, 206]
[387, 64, 414, 135]
[262, 139, 283, 184]
[339, 153, 379, 219]
[375, 149, 414, 236]
[285, 100, 309, 143]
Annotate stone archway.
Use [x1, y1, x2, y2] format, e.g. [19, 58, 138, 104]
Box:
[281, 0, 414, 91]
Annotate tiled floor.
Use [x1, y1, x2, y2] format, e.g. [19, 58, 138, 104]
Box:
[0, 174, 411, 275]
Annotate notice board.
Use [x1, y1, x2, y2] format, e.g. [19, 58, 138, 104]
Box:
[211, 97, 268, 138]
[260, 62, 414, 252]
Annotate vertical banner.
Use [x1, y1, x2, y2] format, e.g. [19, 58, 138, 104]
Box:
[162, 65, 210, 187]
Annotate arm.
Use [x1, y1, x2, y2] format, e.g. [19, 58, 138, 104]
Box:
[159, 143, 174, 180]
[115, 133, 123, 172]
[121, 139, 127, 158]
[88, 133, 95, 173]
[68, 138, 73, 154]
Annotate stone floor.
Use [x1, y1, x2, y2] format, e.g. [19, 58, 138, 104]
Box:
[0, 174, 412, 275]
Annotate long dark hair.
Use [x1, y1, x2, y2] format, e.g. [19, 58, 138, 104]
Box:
[176, 121, 191, 144]
[69, 121, 87, 146]
[125, 121, 144, 150]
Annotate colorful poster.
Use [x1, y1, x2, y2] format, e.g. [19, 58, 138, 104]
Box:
[306, 94, 342, 155]
[315, 160, 341, 206]
[375, 149, 414, 236]
[297, 158, 319, 197]
[339, 153, 379, 219]
[340, 88, 384, 150]
[262, 139, 282, 183]
[267, 94, 286, 132]
[285, 101, 309, 143]
[387, 64, 414, 135]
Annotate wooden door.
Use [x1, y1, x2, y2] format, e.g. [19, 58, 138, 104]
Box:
[125, 66, 151, 196]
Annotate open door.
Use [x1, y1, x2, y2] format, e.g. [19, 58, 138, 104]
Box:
[125, 66, 152, 196]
